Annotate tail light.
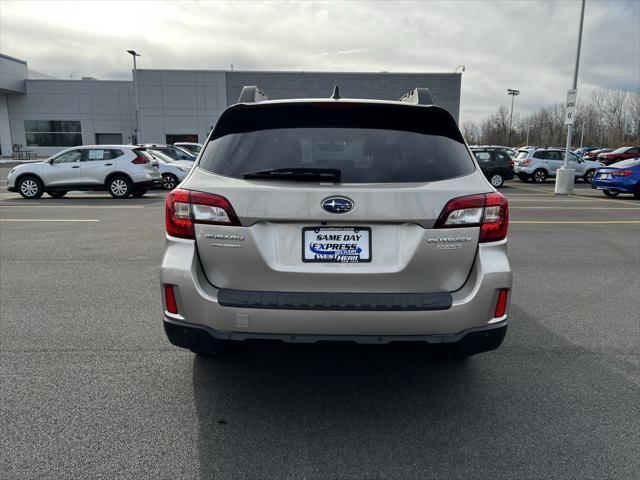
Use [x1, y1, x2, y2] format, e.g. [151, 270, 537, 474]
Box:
[508, 160, 515, 166]
[611, 170, 633, 177]
[521, 159, 531, 165]
[434, 192, 509, 243]
[494, 289, 509, 318]
[132, 153, 149, 164]
[164, 285, 178, 314]
[165, 188, 240, 239]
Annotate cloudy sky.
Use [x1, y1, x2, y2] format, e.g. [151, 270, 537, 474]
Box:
[1, 0, 638, 122]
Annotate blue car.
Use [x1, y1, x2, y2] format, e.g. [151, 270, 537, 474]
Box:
[591, 158, 640, 199]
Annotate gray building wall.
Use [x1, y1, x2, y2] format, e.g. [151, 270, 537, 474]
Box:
[6, 79, 135, 156]
[0, 63, 461, 156]
[226, 71, 461, 121]
[137, 70, 227, 144]
[0, 54, 27, 94]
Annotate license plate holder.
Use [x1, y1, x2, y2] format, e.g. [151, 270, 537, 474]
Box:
[302, 227, 371, 263]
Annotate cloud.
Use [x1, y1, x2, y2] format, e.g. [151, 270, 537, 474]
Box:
[321, 48, 371, 56]
[0, 0, 638, 122]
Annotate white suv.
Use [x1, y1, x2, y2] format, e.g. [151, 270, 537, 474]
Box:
[514, 148, 603, 183]
[7, 145, 162, 199]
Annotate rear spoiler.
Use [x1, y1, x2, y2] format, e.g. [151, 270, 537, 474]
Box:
[237, 85, 435, 106]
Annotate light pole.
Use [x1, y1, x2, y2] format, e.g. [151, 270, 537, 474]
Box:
[555, 0, 586, 195]
[454, 65, 466, 74]
[507, 89, 520, 146]
[127, 50, 141, 143]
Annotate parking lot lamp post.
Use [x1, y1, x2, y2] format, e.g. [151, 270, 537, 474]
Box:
[507, 89, 520, 146]
[127, 50, 141, 143]
[555, 0, 586, 195]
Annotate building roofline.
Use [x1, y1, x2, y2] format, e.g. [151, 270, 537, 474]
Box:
[136, 68, 458, 76]
[0, 53, 28, 65]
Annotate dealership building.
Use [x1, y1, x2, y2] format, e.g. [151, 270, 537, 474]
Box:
[0, 52, 462, 157]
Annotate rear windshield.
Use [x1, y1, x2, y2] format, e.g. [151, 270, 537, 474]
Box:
[199, 103, 475, 183]
[609, 158, 640, 168]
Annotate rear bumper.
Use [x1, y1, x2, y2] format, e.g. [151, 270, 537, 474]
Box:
[164, 315, 507, 351]
[160, 236, 512, 339]
[135, 179, 163, 189]
[591, 179, 637, 193]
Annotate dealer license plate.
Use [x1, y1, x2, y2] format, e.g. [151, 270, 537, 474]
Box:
[302, 227, 371, 263]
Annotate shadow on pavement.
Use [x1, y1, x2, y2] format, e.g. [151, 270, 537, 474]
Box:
[191, 304, 639, 479]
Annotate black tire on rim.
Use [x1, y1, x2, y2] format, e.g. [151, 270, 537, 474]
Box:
[46, 190, 67, 198]
[603, 190, 620, 198]
[107, 176, 132, 198]
[584, 170, 595, 183]
[18, 176, 44, 199]
[634, 185, 640, 200]
[532, 169, 547, 183]
[132, 188, 147, 198]
[162, 173, 178, 190]
[489, 173, 504, 188]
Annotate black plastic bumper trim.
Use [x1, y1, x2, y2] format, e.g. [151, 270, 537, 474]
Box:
[217, 289, 452, 311]
[163, 317, 507, 350]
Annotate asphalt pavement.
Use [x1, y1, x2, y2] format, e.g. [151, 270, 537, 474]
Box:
[1, 173, 639, 479]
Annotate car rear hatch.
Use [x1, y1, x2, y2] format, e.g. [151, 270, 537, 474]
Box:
[176, 101, 504, 294]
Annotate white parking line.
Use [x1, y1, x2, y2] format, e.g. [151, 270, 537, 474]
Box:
[511, 220, 640, 224]
[0, 205, 144, 209]
[0, 219, 99, 222]
[511, 206, 640, 210]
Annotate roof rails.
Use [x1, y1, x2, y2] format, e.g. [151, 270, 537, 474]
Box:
[399, 88, 434, 106]
[238, 86, 269, 103]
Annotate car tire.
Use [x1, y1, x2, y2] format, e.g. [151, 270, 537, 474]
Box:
[633, 185, 640, 200]
[18, 176, 44, 199]
[162, 173, 179, 190]
[107, 176, 132, 198]
[518, 174, 530, 183]
[532, 169, 547, 183]
[603, 189, 620, 198]
[489, 173, 504, 188]
[46, 190, 67, 198]
[132, 188, 147, 198]
[583, 169, 595, 183]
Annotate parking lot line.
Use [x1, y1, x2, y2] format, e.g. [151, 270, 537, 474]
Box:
[0, 205, 144, 209]
[509, 184, 639, 206]
[0, 219, 100, 222]
[511, 220, 640, 224]
[510, 206, 640, 210]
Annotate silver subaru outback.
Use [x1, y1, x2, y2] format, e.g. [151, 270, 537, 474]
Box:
[161, 87, 512, 357]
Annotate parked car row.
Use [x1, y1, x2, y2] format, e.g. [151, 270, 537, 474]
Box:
[6, 143, 201, 199]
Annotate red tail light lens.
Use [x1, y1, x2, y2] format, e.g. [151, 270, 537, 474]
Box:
[494, 289, 509, 318]
[611, 170, 633, 177]
[165, 189, 240, 239]
[131, 153, 149, 164]
[435, 192, 509, 243]
[164, 285, 178, 314]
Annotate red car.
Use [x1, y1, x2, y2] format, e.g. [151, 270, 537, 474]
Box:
[597, 146, 640, 165]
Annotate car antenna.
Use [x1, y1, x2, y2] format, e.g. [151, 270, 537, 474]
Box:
[330, 85, 341, 100]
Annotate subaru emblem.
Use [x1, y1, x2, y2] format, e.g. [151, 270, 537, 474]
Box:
[321, 196, 354, 214]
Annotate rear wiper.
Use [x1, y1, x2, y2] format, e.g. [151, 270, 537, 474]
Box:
[243, 167, 341, 182]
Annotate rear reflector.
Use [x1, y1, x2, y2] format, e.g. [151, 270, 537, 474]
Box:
[165, 189, 240, 239]
[434, 192, 509, 242]
[164, 285, 178, 314]
[494, 289, 509, 318]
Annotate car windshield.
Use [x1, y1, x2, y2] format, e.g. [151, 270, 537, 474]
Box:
[200, 127, 475, 183]
[149, 150, 176, 163]
[611, 147, 630, 154]
[516, 151, 528, 159]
